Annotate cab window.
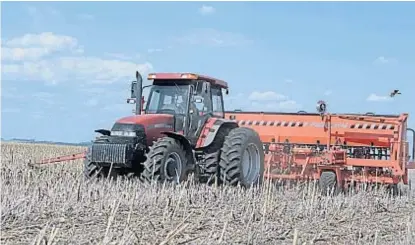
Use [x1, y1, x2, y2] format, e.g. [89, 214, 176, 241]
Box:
[211, 86, 224, 118]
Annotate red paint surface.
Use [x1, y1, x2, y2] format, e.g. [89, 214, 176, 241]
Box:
[148, 72, 228, 89]
[196, 118, 218, 148]
[117, 114, 175, 146]
[117, 114, 173, 125]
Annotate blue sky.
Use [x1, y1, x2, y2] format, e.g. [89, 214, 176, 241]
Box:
[1, 1, 414, 143]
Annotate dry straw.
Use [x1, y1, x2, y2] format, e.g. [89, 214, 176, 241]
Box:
[1, 142, 415, 245]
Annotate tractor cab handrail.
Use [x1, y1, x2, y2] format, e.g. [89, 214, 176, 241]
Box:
[408, 128, 415, 160]
[337, 114, 408, 125]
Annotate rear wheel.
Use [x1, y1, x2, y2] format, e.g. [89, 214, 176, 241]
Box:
[198, 151, 221, 184]
[140, 137, 189, 183]
[197, 127, 233, 185]
[219, 127, 264, 188]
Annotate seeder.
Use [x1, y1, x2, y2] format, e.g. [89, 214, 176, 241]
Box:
[227, 105, 414, 192]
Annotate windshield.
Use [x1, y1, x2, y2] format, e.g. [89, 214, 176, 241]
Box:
[145, 85, 190, 114]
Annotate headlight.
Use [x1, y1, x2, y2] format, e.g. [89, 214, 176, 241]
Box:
[111, 131, 137, 137]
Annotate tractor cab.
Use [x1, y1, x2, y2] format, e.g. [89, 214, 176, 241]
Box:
[129, 72, 229, 144]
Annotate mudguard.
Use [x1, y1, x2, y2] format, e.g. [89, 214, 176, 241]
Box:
[161, 131, 192, 153]
[196, 118, 239, 149]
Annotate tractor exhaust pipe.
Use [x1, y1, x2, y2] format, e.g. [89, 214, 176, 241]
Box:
[135, 71, 143, 115]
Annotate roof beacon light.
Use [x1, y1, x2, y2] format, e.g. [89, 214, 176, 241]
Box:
[181, 73, 198, 79]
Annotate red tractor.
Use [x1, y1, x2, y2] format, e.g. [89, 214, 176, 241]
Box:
[84, 71, 265, 187]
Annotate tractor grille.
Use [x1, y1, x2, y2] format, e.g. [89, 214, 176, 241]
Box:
[91, 143, 131, 164]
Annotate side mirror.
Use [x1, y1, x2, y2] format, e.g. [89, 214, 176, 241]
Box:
[225, 89, 229, 95]
[130, 81, 137, 99]
[127, 98, 136, 104]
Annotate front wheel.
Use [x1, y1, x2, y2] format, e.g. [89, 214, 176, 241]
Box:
[140, 137, 189, 184]
[219, 127, 265, 188]
[83, 150, 118, 180]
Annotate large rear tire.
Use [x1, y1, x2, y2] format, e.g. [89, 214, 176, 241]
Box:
[219, 127, 264, 188]
[198, 151, 221, 184]
[197, 127, 233, 185]
[140, 137, 189, 183]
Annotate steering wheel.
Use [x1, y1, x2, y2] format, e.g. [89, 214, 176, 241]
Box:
[157, 109, 176, 115]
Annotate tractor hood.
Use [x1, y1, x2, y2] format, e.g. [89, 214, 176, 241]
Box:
[116, 114, 174, 128]
[115, 114, 175, 145]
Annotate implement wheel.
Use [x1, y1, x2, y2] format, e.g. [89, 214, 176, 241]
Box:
[140, 137, 189, 184]
[319, 170, 341, 195]
[219, 127, 264, 188]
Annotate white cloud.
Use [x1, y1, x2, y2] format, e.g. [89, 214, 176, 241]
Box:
[24, 5, 62, 20]
[373, 56, 397, 64]
[248, 91, 287, 101]
[31, 111, 45, 120]
[3, 58, 152, 84]
[174, 28, 253, 47]
[103, 103, 133, 113]
[1, 32, 153, 84]
[324, 90, 333, 96]
[147, 48, 163, 53]
[59, 57, 152, 82]
[199, 5, 215, 15]
[2, 32, 79, 61]
[250, 100, 302, 111]
[225, 91, 302, 112]
[1, 87, 24, 99]
[105, 52, 136, 60]
[44, 7, 61, 17]
[85, 98, 99, 107]
[79, 87, 107, 94]
[78, 84, 130, 103]
[278, 100, 301, 110]
[2, 108, 21, 113]
[32, 92, 55, 105]
[2, 64, 21, 73]
[78, 13, 95, 21]
[366, 93, 392, 102]
[6, 32, 78, 50]
[33, 92, 54, 98]
[2, 47, 51, 61]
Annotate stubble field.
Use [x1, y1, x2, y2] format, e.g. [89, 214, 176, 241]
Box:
[1, 142, 415, 245]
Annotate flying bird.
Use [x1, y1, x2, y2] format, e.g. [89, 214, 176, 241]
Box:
[390, 89, 401, 97]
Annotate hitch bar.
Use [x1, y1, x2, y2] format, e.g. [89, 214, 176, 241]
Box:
[28, 152, 87, 166]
